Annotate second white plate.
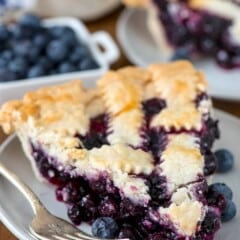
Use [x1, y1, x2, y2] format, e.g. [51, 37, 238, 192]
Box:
[117, 9, 240, 101]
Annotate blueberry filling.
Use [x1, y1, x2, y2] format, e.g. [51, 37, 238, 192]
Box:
[77, 114, 109, 150]
[153, 0, 240, 69]
[29, 97, 221, 239]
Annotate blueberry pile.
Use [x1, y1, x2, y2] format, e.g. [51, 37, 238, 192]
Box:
[0, 14, 99, 83]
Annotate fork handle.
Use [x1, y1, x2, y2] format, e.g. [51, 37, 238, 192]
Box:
[0, 162, 46, 215]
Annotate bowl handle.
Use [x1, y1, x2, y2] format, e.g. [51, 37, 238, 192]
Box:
[91, 31, 120, 65]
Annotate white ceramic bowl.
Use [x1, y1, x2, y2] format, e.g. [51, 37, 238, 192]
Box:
[0, 17, 120, 105]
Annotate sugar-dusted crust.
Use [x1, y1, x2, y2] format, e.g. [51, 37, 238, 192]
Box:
[0, 61, 216, 236]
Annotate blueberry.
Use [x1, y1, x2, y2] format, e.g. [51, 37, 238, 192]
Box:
[38, 57, 54, 71]
[0, 25, 9, 42]
[1, 50, 14, 61]
[47, 40, 69, 62]
[0, 69, 17, 82]
[49, 26, 75, 39]
[33, 33, 49, 49]
[10, 25, 25, 39]
[118, 227, 137, 240]
[214, 149, 234, 173]
[78, 58, 99, 71]
[28, 65, 46, 78]
[28, 47, 41, 63]
[19, 14, 41, 28]
[92, 217, 119, 238]
[170, 47, 191, 61]
[200, 37, 217, 54]
[14, 40, 32, 57]
[67, 204, 83, 225]
[209, 183, 233, 201]
[58, 62, 76, 74]
[0, 58, 8, 68]
[69, 46, 90, 64]
[11, 24, 36, 39]
[221, 200, 237, 222]
[8, 57, 28, 78]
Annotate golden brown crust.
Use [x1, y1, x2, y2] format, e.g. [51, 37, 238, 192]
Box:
[122, 0, 148, 7]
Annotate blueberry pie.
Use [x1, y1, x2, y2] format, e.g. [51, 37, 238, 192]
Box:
[0, 61, 222, 239]
[124, 0, 240, 69]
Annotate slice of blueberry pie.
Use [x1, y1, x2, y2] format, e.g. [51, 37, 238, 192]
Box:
[0, 61, 222, 239]
[124, 0, 240, 69]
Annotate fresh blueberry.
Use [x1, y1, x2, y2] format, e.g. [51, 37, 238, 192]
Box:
[11, 24, 36, 39]
[209, 183, 233, 200]
[10, 25, 25, 39]
[1, 50, 14, 61]
[13, 40, 32, 57]
[92, 217, 119, 238]
[49, 26, 75, 39]
[0, 69, 17, 82]
[19, 14, 41, 28]
[221, 200, 237, 222]
[28, 65, 46, 78]
[8, 57, 28, 78]
[0, 58, 8, 68]
[78, 58, 99, 71]
[0, 25, 9, 42]
[38, 57, 54, 71]
[61, 31, 78, 48]
[33, 33, 49, 49]
[47, 40, 69, 62]
[58, 62, 76, 74]
[69, 46, 90, 64]
[214, 149, 234, 173]
[28, 47, 41, 63]
[170, 47, 191, 61]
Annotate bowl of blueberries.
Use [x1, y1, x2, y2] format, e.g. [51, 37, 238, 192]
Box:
[0, 14, 120, 104]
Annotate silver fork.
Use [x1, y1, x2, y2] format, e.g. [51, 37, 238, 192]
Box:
[0, 162, 129, 240]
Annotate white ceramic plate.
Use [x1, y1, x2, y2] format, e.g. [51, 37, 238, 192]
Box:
[117, 9, 240, 101]
[0, 109, 239, 240]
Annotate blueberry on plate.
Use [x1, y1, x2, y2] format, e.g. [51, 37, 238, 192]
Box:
[69, 46, 90, 64]
[92, 217, 119, 238]
[46, 40, 69, 62]
[27, 65, 46, 78]
[221, 199, 237, 222]
[0, 69, 17, 82]
[58, 62, 76, 74]
[19, 14, 41, 29]
[78, 58, 99, 71]
[209, 183, 233, 200]
[214, 149, 234, 173]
